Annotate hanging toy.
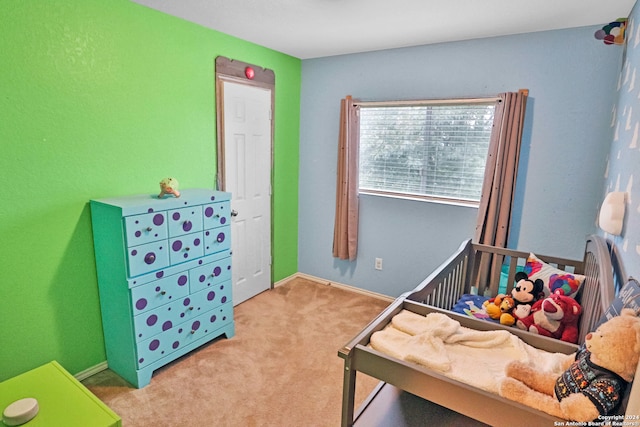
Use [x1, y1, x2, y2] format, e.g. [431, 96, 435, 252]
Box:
[594, 18, 627, 45]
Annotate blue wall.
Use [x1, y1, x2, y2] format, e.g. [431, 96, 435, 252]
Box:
[606, 4, 640, 280]
[299, 26, 623, 297]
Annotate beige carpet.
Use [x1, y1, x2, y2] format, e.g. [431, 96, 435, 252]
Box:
[83, 277, 391, 426]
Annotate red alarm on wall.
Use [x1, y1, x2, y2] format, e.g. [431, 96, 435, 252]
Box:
[245, 66, 255, 80]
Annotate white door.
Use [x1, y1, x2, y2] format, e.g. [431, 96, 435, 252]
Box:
[221, 81, 272, 305]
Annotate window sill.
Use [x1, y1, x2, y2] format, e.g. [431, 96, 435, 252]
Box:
[358, 190, 479, 209]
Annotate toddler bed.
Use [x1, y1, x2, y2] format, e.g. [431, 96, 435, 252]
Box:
[338, 234, 638, 426]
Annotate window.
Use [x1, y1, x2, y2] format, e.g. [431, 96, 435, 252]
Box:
[358, 99, 496, 205]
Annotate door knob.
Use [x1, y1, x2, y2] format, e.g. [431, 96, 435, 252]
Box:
[231, 210, 238, 217]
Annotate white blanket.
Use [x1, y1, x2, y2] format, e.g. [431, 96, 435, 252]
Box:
[369, 310, 573, 394]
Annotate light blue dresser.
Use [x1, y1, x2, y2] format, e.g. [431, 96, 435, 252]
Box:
[90, 188, 234, 388]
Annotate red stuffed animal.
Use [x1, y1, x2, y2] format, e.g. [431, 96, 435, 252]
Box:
[514, 292, 582, 343]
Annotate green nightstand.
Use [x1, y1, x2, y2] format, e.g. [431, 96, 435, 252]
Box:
[0, 361, 121, 427]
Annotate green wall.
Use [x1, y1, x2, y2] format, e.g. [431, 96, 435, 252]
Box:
[0, 0, 300, 380]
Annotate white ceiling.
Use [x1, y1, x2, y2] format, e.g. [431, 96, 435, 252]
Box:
[131, 0, 636, 59]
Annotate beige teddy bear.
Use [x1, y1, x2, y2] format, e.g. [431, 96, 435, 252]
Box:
[499, 308, 640, 422]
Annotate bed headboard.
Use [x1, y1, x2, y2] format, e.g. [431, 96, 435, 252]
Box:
[576, 234, 617, 343]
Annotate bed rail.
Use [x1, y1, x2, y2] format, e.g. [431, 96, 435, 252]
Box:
[577, 234, 615, 343]
[406, 239, 473, 308]
[406, 239, 585, 312]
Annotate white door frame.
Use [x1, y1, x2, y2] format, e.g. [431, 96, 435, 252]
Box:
[215, 56, 275, 294]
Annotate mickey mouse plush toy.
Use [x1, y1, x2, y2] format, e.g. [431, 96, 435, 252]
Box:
[511, 272, 545, 319]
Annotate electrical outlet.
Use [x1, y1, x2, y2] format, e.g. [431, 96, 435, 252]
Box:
[375, 258, 383, 270]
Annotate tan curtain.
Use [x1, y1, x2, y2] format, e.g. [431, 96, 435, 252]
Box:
[333, 96, 360, 260]
[474, 90, 528, 289]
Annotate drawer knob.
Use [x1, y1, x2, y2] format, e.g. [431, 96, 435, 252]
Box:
[188, 306, 194, 311]
[160, 290, 166, 295]
[146, 227, 152, 232]
[190, 330, 196, 334]
[231, 210, 238, 217]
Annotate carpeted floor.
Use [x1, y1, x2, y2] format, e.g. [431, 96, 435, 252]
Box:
[82, 277, 391, 426]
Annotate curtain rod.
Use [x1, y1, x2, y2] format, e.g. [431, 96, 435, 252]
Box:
[352, 97, 500, 107]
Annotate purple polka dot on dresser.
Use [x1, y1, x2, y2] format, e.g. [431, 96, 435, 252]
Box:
[183, 298, 191, 306]
[172, 240, 182, 251]
[207, 291, 215, 301]
[172, 212, 180, 221]
[220, 217, 226, 225]
[221, 296, 227, 303]
[205, 207, 214, 217]
[156, 271, 164, 279]
[131, 249, 138, 256]
[217, 232, 225, 242]
[146, 314, 158, 326]
[213, 266, 222, 276]
[210, 315, 217, 323]
[183, 221, 192, 232]
[194, 238, 201, 246]
[136, 298, 148, 310]
[199, 274, 206, 283]
[162, 321, 172, 331]
[192, 321, 201, 331]
[172, 341, 180, 349]
[149, 339, 160, 351]
[178, 275, 187, 286]
[135, 231, 141, 237]
[153, 214, 164, 226]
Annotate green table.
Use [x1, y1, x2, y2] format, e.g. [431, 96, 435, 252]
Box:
[1, 361, 121, 427]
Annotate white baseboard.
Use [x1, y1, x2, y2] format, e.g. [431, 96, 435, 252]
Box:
[276, 272, 394, 303]
[74, 361, 108, 381]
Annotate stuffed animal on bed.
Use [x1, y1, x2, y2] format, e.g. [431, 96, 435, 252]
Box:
[482, 294, 517, 326]
[499, 309, 640, 422]
[514, 292, 582, 343]
[510, 272, 545, 319]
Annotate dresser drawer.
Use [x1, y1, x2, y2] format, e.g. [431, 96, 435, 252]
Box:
[131, 272, 190, 314]
[167, 206, 203, 237]
[189, 258, 232, 293]
[133, 282, 231, 342]
[136, 303, 233, 368]
[124, 212, 167, 247]
[127, 240, 170, 277]
[169, 232, 205, 264]
[204, 225, 231, 255]
[202, 201, 230, 229]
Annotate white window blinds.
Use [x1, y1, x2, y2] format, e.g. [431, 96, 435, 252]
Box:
[358, 101, 495, 203]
